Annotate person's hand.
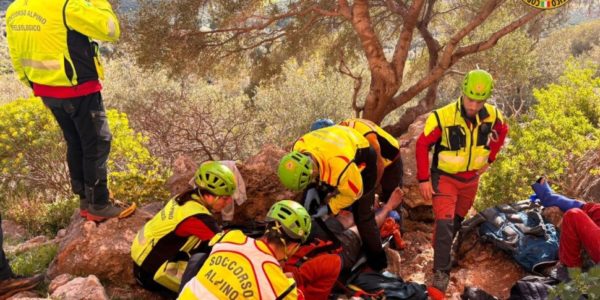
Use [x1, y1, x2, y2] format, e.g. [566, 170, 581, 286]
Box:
[419, 181, 435, 201]
[476, 164, 490, 175]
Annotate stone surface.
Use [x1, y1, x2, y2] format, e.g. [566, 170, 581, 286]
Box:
[47, 209, 151, 286]
[51, 275, 109, 300]
[398, 114, 432, 208]
[397, 219, 524, 299]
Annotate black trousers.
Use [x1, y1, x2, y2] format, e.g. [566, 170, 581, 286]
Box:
[42, 92, 112, 207]
[0, 214, 14, 280]
[380, 155, 404, 203]
[353, 146, 387, 271]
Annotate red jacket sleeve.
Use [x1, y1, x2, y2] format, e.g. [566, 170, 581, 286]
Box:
[292, 254, 341, 300]
[415, 127, 442, 182]
[174, 215, 221, 241]
[488, 119, 509, 163]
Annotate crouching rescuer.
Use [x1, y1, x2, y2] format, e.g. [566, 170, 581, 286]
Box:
[131, 161, 236, 298]
[179, 200, 311, 300]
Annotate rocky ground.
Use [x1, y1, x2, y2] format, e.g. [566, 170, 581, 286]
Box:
[1, 115, 540, 299]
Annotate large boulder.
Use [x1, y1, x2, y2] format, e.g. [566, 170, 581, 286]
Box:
[235, 145, 297, 223]
[165, 155, 197, 196]
[398, 114, 432, 209]
[164, 145, 296, 224]
[47, 207, 155, 286]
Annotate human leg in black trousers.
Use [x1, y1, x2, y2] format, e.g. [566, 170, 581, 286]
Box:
[353, 146, 387, 271]
[43, 93, 126, 221]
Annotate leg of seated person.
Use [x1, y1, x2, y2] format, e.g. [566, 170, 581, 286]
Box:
[559, 208, 600, 267]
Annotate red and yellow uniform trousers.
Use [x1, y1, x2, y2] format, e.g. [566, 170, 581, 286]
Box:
[415, 98, 508, 271]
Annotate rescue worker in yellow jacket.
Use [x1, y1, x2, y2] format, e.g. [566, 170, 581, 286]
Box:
[415, 70, 509, 296]
[277, 125, 387, 271]
[179, 200, 311, 300]
[131, 162, 236, 298]
[310, 118, 404, 204]
[6, 0, 130, 221]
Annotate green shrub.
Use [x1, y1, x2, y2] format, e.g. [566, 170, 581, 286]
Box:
[477, 60, 600, 210]
[550, 266, 600, 300]
[7, 243, 58, 277]
[0, 98, 169, 234]
[3, 197, 77, 236]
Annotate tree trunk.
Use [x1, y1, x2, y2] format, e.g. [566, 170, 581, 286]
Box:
[383, 81, 439, 136]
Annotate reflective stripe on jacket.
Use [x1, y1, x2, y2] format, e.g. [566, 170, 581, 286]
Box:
[179, 230, 298, 300]
[6, 0, 120, 87]
[293, 125, 370, 214]
[339, 118, 400, 166]
[131, 198, 211, 277]
[422, 98, 503, 174]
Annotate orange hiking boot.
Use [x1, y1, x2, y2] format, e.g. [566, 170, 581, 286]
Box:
[86, 201, 137, 222]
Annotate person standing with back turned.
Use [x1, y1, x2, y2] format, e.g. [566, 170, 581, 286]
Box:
[6, 0, 135, 221]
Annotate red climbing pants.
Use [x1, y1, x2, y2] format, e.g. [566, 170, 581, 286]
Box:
[559, 203, 600, 267]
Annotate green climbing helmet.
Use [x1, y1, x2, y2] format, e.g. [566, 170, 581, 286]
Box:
[278, 151, 314, 191]
[462, 69, 494, 101]
[194, 161, 236, 196]
[266, 200, 312, 243]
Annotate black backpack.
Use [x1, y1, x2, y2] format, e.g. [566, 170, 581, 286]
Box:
[342, 271, 428, 300]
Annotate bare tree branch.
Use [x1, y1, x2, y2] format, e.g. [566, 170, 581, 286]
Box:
[391, 0, 425, 84]
[451, 8, 543, 63]
[384, 0, 408, 17]
[339, 51, 364, 117]
[389, 0, 542, 113]
[438, 0, 504, 68]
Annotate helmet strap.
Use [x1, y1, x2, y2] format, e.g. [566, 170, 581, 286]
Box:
[192, 191, 211, 209]
[266, 221, 296, 262]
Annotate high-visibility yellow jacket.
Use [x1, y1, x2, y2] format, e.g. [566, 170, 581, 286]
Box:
[293, 125, 371, 215]
[131, 197, 211, 292]
[422, 98, 503, 174]
[6, 0, 120, 87]
[339, 118, 400, 167]
[179, 230, 298, 300]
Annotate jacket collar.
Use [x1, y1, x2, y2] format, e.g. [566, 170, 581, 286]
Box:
[457, 96, 490, 124]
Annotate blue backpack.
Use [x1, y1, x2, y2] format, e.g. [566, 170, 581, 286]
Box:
[476, 201, 559, 273]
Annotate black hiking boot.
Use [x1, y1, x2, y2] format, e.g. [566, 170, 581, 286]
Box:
[432, 270, 450, 292]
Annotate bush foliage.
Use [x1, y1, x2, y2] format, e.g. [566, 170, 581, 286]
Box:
[477, 61, 600, 210]
[550, 266, 600, 300]
[0, 98, 169, 233]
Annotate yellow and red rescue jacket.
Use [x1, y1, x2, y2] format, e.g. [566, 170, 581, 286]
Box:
[293, 125, 371, 214]
[6, 0, 120, 88]
[179, 230, 298, 300]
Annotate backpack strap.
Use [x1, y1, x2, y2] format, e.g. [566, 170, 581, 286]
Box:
[276, 282, 297, 300]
